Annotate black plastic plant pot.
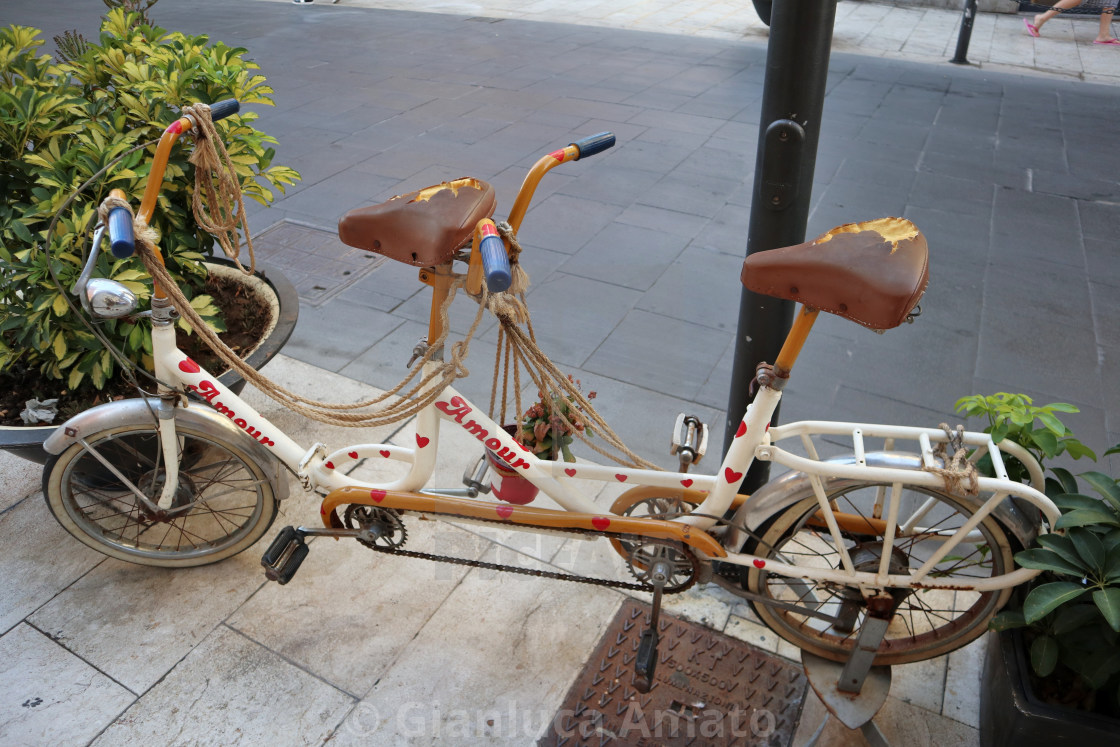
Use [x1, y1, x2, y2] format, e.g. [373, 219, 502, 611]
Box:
[0, 259, 298, 465]
[980, 629, 1119, 746]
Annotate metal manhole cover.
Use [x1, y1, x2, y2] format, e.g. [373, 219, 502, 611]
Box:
[540, 600, 806, 747]
[249, 220, 385, 306]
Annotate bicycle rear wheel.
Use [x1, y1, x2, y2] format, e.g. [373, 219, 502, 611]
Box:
[43, 422, 278, 567]
[744, 482, 1013, 665]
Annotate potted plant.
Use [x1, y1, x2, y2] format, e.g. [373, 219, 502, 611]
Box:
[956, 393, 1120, 744]
[0, 8, 301, 462]
[485, 377, 596, 504]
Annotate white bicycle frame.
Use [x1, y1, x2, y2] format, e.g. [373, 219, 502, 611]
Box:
[149, 315, 1061, 596]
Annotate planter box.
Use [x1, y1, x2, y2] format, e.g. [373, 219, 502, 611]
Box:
[980, 629, 1118, 746]
[0, 259, 298, 465]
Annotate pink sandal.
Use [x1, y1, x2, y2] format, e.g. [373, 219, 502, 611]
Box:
[1024, 18, 1041, 38]
[1093, 38, 1120, 45]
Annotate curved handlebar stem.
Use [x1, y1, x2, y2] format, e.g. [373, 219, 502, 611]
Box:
[505, 131, 616, 234]
[132, 99, 240, 299]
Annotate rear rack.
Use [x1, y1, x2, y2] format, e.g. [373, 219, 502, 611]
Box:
[759, 420, 1056, 524]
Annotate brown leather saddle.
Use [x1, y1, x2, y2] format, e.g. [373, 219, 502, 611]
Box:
[741, 217, 929, 330]
[338, 178, 497, 267]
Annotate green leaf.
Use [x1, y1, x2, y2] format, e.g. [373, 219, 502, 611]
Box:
[1015, 548, 1085, 576]
[1070, 648, 1120, 690]
[1036, 410, 1067, 435]
[1052, 603, 1101, 634]
[1031, 429, 1059, 458]
[1070, 527, 1107, 570]
[1052, 492, 1107, 512]
[1094, 588, 1120, 632]
[1081, 472, 1120, 513]
[1037, 533, 1085, 569]
[1024, 581, 1088, 623]
[989, 609, 1027, 631]
[1030, 635, 1059, 677]
[1064, 440, 1098, 462]
[1056, 508, 1120, 530]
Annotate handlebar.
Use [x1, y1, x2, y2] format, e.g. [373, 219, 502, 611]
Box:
[570, 132, 615, 160]
[208, 99, 241, 122]
[479, 223, 512, 292]
[107, 204, 135, 258]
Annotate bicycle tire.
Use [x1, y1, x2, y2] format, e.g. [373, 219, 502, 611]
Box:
[743, 481, 1014, 665]
[43, 421, 278, 567]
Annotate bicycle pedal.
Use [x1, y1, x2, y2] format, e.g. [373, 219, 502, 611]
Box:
[633, 628, 659, 693]
[261, 526, 309, 585]
[669, 413, 709, 470]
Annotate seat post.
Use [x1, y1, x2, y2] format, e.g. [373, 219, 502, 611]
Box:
[419, 263, 456, 348]
[772, 305, 819, 377]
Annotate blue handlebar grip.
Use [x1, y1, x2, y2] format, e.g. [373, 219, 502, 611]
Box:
[479, 233, 512, 293]
[209, 99, 240, 122]
[571, 132, 615, 160]
[107, 207, 135, 259]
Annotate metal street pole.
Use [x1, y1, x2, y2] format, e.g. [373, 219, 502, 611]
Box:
[724, 1, 837, 492]
[950, 0, 979, 65]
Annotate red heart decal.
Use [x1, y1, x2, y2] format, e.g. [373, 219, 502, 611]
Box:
[178, 358, 200, 374]
[496, 505, 514, 519]
[348, 451, 359, 459]
[325, 461, 335, 470]
[416, 435, 430, 448]
[724, 467, 743, 483]
[592, 517, 611, 530]
[680, 479, 693, 488]
[565, 468, 577, 477]
[736, 421, 747, 438]
[753, 559, 766, 569]
[615, 474, 628, 482]
[371, 489, 386, 503]
[378, 450, 390, 458]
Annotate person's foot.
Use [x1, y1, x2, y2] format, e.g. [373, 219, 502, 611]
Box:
[1024, 17, 1041, 37]
[1093, 37, 1120, 45]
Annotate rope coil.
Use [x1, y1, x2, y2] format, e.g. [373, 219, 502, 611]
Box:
[926, 423, 980, 496]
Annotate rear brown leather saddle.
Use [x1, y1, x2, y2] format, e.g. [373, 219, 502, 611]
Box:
[338, 178, 496, 267]
[741, 217, 929, 331]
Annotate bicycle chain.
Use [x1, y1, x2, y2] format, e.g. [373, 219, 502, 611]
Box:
[354, 511, 695, 594]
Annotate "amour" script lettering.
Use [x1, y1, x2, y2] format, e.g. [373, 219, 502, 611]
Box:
[435, 396, 530, 470]
[188, 379, 276, 448]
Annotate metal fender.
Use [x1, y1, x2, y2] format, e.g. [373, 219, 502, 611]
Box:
[43, 397, 290, 501]
[725, 452, 1039, 552]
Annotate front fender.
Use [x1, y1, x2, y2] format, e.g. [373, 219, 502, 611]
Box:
[725, 452, 1039, 552]
[44, 397, 289, 501]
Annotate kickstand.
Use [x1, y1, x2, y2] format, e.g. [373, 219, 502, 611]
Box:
[632, 559, 671, 693]
[801, 602, 894, 746]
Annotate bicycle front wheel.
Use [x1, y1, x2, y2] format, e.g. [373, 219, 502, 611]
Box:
[744, 482, 1014, 665]
[43, 422, 278, 567]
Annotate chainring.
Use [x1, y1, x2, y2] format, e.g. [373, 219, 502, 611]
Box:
[344, 504, 408, 550]
[625, 538, 699, 593]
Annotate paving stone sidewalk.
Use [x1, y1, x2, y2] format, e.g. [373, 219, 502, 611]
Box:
[2, 0, 1119, 744]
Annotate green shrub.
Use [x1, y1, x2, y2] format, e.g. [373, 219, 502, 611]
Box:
[958, 393, 1120, 712]
[0, 10, 299, 392]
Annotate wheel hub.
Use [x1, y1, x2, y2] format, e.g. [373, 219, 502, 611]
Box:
[831, 541, 913, 633]
[135, 470, 197, 521]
